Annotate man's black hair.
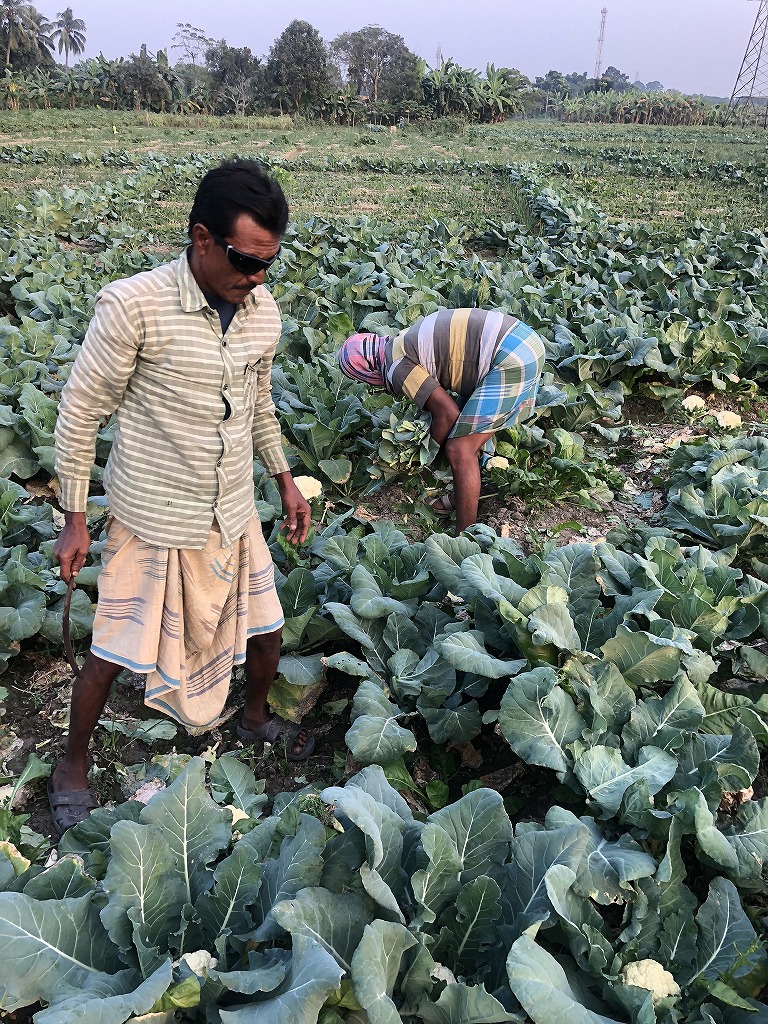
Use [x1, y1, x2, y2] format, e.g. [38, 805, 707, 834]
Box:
[188, 158, 289, 238]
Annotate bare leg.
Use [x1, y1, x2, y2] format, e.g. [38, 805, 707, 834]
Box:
[240, 629, 310, 756]
[444, 432, 494, 534]
[51, 653, 123, 792]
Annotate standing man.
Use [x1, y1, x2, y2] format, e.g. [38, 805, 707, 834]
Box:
[50, 159, 314, 836]
[338, 308, 546, 533]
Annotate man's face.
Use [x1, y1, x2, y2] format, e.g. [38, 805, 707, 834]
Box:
[190, 212, 281, 304]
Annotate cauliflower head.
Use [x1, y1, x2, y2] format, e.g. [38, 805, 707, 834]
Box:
[715, 410, 742, 429]
[486, 456, 511, 471]
[293, 476, 323, 501]
[620, 959, 680, 1002]
[181, 949, 218, 977]
[681, 395, 705, 412]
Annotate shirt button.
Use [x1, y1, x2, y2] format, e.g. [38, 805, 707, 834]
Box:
[216, 459, 222, 468]
[213, 500, 218, 509]
[222, 340, 227, 347]
[223, 384, 228, 391]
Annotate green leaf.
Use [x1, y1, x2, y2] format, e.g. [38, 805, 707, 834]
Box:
[273, 886, 371, 974]
[39, 587, 94, 643]
[350, 564, 414, 619]
[600, 625, 682, 685]
[506, 935, 624, 1024]
[23, 856, 95, 900]
[209, 755, 268, 818]
[428, 788, 513, 881]
[346, 679, 417, 766]
[219, 933, 344, 1024]
[436, 630, 525, 679]
[418, 982, 521, 1023]
[621, 676, 705, 760]
[545, 807, 656, 904]
[0, 585, 46, 641]
[141, 757, 231, 905]
[685, 877, 764, 986]
[502, 822, 588, 938]
[318, 458, 353, 484]
[351, 920, 417, 1024]
[574, 745, 678, 816]
[252, 814, 326, 942]
[718, 797, 768, 884]
[0, 891, 125, 1010]
[101, 820, 186, 954]
[196, 836, 264, 944]
[432, 875, 501, 974]
[499, 667, 585, 774]
[32, 961, 174, 1024]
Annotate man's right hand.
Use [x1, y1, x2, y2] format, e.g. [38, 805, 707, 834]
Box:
[53, 511, 91, 583]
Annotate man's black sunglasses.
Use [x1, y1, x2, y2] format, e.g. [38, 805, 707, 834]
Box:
[209, 230, 281, 275]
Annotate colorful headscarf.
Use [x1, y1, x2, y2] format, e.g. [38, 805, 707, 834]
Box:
[337, 333, 389, 389]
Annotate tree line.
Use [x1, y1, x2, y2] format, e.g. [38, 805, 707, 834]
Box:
[0, 5, 733, 126]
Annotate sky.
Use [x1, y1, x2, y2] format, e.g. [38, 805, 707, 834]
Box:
[34, 0, 758, 98]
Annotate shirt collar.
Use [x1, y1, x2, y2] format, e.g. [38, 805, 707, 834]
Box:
[176, 249, 261, 314]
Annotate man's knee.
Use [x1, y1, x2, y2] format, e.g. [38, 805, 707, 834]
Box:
[445, 435, 481, 468]
[246, 628, 282, 656]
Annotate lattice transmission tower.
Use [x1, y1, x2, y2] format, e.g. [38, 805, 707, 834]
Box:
[594, 7, 608, 81]
[727, 0, 768, 127]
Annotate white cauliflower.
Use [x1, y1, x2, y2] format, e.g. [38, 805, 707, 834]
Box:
[486, 456, 510, 471]
[180, 950, 218, 977]
[715, 410, 742, 429]
[293, 476, 323, 501]
[431, 964, 457, 985]
[681, 395, 705, 412]
[620, 960, 680, 1003]
[227, 804, 250, 825]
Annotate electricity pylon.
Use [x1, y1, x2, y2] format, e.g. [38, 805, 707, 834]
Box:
[727, 0, 768, 127]
[594, 7, 608, 81]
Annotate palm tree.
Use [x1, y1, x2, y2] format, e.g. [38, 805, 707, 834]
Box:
[50, 7, 85, 67]
[0, 0, 41, 70]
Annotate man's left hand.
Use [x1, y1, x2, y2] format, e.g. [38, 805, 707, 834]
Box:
[274, 473, 312, 544]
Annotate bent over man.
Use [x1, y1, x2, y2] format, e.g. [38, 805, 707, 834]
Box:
[338, 308, 546, 532]
[50, 159, 313, 836]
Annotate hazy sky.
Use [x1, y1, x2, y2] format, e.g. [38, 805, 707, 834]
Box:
[34, 0, 756, 98]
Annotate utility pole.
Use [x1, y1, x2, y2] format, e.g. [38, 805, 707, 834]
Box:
[594, 7, 608, 81]
[727, 0, 768, 127]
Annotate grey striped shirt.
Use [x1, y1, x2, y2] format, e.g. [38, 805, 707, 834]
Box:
[55, 252, 290, 549]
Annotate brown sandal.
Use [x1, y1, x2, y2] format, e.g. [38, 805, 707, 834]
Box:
[48, 778, 98, 838]
[425, 493, 454, 516]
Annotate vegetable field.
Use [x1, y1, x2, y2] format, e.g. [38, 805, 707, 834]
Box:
[2, 111, 768, 1023]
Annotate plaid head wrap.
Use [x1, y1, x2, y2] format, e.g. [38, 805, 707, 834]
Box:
[338, 333, 389, 388]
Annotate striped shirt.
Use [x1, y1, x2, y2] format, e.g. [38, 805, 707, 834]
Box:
[55, 251, 290, 549]
[384, 308, 522, 406]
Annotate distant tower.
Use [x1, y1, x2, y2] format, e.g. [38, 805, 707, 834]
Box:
[594, 7, 608, 80]
[727, 0, 768, 126]
[435, 45, 443, 67]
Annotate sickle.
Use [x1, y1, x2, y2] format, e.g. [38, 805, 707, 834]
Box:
[62, 575, 81, 678]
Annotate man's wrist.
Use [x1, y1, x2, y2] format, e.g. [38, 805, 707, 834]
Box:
[63, 510, 87, 525]
[272, 471, 295, 496]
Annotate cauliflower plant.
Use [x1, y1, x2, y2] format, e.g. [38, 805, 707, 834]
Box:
[227, 804, 249, 825]
[620, 959, 680, 1003]
[293, 475, 323, 501]
[681, 395, 705, 412]
[715, 410, 742, 429]
[180, 950, 218, 977]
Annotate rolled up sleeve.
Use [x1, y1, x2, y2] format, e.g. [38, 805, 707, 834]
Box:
[55, 288, 141, 512]
[251, 344, 290, 477]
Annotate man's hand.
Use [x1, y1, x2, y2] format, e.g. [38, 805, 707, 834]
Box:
[274, 472, 312, 545]
[53, 511, 91, 583]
